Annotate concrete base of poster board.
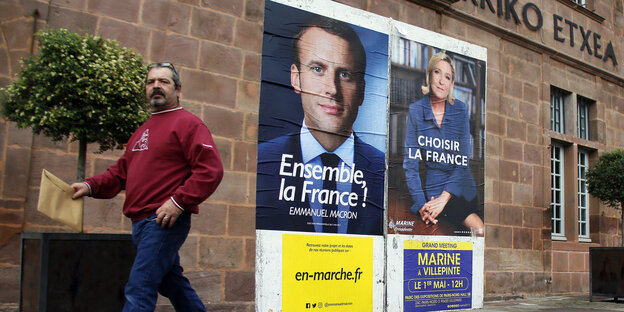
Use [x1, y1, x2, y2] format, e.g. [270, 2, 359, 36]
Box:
[386, 234, 484, 311]
[256, 230, 385, 311]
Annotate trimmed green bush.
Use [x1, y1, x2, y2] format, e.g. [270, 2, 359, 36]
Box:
[1, 29, 148, 179]
[587, 149, 624, 245]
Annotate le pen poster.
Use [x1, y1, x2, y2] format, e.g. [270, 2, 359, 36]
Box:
[255, 0, 486, 311]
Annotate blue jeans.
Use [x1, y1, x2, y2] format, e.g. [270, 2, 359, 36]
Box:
[123, 213, 205, 312]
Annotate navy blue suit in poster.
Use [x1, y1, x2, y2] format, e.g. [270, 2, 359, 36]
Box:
[256, 132, 384, 235]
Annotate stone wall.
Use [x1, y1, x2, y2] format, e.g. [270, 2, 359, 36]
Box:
[0, 0, 623, 308]
[0, 0, 261, 309]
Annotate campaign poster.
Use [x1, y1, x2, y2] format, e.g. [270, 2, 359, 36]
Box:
[386, 26, 486, 237]
[255, 0, 389, 235]
[256, 231, 385, 311]
[386, 235, 484, 311]
[403, 241, 473, 311]
[282, 234, 374, 310]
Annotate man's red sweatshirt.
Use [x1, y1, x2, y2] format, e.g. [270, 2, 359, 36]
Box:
[85, 107, 224, 221]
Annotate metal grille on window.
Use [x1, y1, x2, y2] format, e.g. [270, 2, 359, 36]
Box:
[578, 151, 589, 239]
[551, 145, 564, 236]
[577, 96, 590, 140]
[551, 88, 565, 134]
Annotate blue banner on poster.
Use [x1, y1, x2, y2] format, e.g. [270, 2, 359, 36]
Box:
[404, 241, 472, 311]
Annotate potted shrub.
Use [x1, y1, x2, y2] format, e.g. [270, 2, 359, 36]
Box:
[586, 150, 624, 301]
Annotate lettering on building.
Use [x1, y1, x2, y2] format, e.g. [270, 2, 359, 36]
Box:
[464, 0, 618, 66]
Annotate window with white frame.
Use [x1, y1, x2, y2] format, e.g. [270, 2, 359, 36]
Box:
[549, 85, 597, 242]
[577, 96, 591, 140]
[570, 0, 586, 7]
[551, 144, 565, 237]
[577, 150, 589, 239]
[551, 87, 566, 133]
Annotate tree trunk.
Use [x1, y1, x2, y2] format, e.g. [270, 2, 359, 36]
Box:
[621, 202, 624, 247]
[77, 139, 87, 181]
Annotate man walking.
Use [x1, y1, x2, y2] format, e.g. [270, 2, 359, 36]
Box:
[72, 62, 223, 311]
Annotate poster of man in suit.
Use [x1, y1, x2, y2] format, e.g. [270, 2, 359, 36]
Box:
[256, 0, 388, 236]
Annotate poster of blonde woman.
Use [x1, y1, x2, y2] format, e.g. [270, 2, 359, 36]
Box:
[387, 39, 486, 237]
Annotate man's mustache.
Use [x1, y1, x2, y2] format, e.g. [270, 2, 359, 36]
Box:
[150, 89, 165, 98]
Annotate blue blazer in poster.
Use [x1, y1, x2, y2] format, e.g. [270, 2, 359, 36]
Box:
[256, 1, 389, 235]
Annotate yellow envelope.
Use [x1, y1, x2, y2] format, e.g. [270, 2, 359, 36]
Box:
[37, 169, 83, 232]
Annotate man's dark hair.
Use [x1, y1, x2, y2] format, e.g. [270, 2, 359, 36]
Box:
[291, 15, 366, 79]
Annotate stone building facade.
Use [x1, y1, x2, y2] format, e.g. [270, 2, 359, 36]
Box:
[0, 0, 622, 310]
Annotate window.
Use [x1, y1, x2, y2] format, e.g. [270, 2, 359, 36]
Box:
[551, 144, 565, 238]
[570, 0, 586, 7]
[578, 150, 589, 240]
[549, 85, 597, 242]
[550, 87, 566, 133]
[577, 96, 591, 139]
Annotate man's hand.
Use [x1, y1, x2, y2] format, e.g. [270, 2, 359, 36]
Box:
[71, 182, 90, 200]
[155, 199, 183, 228]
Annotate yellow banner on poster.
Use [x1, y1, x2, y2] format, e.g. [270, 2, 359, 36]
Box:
[404, 241, 473, 251]
[282, 234, 373, 311]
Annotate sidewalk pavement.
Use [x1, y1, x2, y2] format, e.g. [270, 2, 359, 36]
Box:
[2, 296, 624, 311]
[481, 295, 624, 311]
